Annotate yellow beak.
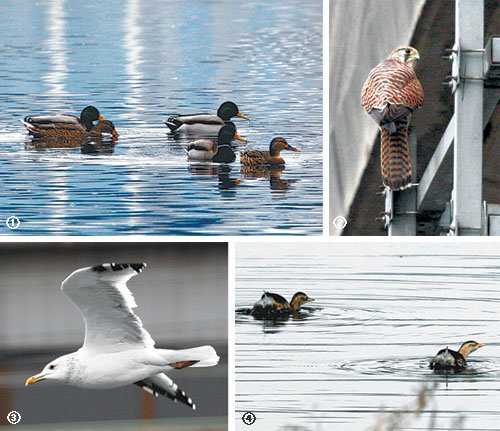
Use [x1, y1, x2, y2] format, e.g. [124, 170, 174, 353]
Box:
[307, 298, 315, 302]
[234, 132, 247, 142]
[25, 374, 45, 386]
[477, 343, 485, 348]
[98, 114, 106, 121]
[237, 111, 249, 120]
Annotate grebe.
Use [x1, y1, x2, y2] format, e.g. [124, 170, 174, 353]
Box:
[430, 341, 484, 371]
[250, 291, 314, 318]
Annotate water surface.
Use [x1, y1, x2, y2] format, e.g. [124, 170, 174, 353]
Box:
[236, 243, 500, 430]
[0, 0, 322, 235]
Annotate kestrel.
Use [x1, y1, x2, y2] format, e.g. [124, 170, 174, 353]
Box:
[361, 46, 424, 190]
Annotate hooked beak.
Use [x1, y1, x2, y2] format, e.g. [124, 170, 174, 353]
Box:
[98, 114, 106, 121]
[287, 145, 300, 152]
[237, 111, 249, 121]
[25, 374, 45, 386]
[234, 131, 247, 142]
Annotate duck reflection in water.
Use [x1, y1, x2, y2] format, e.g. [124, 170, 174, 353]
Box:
[240, 165, 299, 192]
[188, 164, 243, 195]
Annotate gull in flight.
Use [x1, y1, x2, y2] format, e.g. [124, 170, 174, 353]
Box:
[25, 263, 219, 410]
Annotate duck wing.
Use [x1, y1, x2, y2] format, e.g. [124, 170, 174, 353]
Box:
[240, 150, 270, 166]
[187, 139, 217, 152]
[170, 114, 225, 125]
[23, 114, 86, 131]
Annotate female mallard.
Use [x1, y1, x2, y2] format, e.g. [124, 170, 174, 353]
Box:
[430, 341, 485, 371]
[240, 137, 300, 166]
[250, 291, 314, 319]
[165, 101, 249, 135]
[187, 123, 246, 163]
[22, 106, 117, 139]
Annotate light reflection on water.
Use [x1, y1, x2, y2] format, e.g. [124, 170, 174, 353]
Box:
[0, 0, 322, 235]
[236, 243, 500, 430]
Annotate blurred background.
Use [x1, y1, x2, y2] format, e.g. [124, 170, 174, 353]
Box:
[0, 242, 227, 430]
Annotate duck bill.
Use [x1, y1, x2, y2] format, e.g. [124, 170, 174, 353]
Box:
[98, 114, 107, 121]
[306, 298, 315, 302]
[25, 374, 45, 386]
[477, 343, 485, 348]
[288, 145, 300, 152]
[234, 132, 247, 142]
[112, 129, 119, 139]
[237, 111, 249, 120]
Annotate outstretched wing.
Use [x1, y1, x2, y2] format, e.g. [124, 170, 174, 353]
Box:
[61, 263, 155, 355]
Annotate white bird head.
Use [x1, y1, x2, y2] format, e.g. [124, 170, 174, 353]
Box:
[25, 354, 73, 386]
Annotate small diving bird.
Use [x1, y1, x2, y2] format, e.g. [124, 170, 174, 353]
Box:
[240, 137, 300, 166]
[25, 263, 219, 410]
[22, 106, 118, 140]
[165, 101, 249, 135]
[187, 123, 247, 163]
[250, 291, 314, 319]
[430, 341, 485, 371]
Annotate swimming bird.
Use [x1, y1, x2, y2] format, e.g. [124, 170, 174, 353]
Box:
[165, 101, 249, 135]
[187, 123, 247, 163]
[25, 263, 219, 410]
[22, 106, 118, 140]
[250, 291, 314, 319]
[240, 137, 300, 166]
[430, 341, 485, 371]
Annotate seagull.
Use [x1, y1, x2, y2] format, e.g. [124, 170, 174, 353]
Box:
[25, 263, 219, 410]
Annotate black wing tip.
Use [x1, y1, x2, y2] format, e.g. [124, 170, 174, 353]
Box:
[135, 381, 196, 410]
[92, 263, 147, 273]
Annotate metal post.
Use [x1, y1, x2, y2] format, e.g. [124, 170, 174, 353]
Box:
[452, 0, 484, 235]
[388, 129, 417, 235]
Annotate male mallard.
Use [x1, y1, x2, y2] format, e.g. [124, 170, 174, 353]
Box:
[240, 137, 299, 166]
[250, 291, 314, 319]
[22, 106, 117, 139]
[165, 101, 249, 135]
[430, 341, 485, 372]
[187, 123, 246, 163]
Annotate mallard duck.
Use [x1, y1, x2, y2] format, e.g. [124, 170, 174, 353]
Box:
[22, 106, 117, 139]
[250, 291, 314, 318]
[187, 123, 246, 163]
[165, 101, 249, 135]
[240, 137, 300, 166]
[430, 341, 485, 371]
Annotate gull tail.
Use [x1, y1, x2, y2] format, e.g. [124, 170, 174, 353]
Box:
[135, 373, 196, 410]
[160, 345, 219, 368]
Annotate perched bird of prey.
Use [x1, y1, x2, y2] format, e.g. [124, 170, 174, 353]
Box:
[25, 263, 219, 410]
[361, 46, 424, 190]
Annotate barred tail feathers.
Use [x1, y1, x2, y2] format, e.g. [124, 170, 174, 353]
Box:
[380, 119, 412, 191]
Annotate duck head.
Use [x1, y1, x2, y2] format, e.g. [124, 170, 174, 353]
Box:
[217, 101, 249, 121]
[269, 137, 300, 156]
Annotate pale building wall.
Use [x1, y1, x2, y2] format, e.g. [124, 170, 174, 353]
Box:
[329, 0, 426, 234]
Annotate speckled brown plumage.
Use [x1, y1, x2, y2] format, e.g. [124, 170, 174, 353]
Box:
[240, 137, 300, 166]
[361, 47, 424, 190]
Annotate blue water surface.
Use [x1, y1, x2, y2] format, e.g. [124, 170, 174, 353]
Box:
[0, 0, 322, 235]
